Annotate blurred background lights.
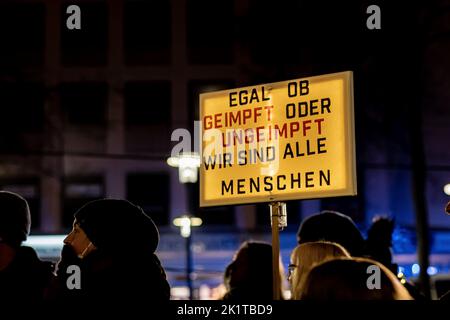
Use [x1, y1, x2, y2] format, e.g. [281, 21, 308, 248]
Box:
[167, 153, 200, 183]
[427, 266, 438, 276]
[412, 263, 420, 275]
[444, 183, 450, 196]
[173, 215, 203, 238]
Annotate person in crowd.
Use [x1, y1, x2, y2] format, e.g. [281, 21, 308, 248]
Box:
[296, 210, 366, 257]
[365, 216, 396, 272]
[300, 257, 413, 300]
[365, 215, 427, 300]
[222, 240, 285, 300]
[289, 241, 351, 300]
[440, 202, 450, 301]
[47, 198, 170, 304]
[0, 191, 54, 303]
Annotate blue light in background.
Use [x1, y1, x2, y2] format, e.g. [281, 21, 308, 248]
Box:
[412, 263, 420, 275]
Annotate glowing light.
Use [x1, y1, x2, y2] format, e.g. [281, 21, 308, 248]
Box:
[173, 215, 203, 238]
[167, 153, 200, 183]
[400, 279, 406, 284]
[427, 266, 438, 276]
[444, 184, 450, 196]
[412, 264, 420, 275]
[24, 235, 66, 248]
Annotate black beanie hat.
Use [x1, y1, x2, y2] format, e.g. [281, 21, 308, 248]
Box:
[296, 210, 365, 257]
[0, 191, 31, 245]
[74, 199, 160, 254]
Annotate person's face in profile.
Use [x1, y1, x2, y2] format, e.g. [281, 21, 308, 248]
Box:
[228, 247, 250, 287]
[64, 221, 96, 259]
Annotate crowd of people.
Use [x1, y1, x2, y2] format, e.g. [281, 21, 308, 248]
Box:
[1, 190, 450, 303]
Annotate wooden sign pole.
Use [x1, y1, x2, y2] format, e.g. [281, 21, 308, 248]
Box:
[269, 202, 287, 300]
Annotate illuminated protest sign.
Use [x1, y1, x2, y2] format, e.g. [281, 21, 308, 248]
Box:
[200, 71, 356, 207]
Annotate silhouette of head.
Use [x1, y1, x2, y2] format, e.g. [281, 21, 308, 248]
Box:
[224, 241, 277, 300]
[296, 210, 365, 257]
[227, 241, 272, 288]
[365, 216, 397, 273]
[0, 191, 31, 247]
[73, 199, 160, 254]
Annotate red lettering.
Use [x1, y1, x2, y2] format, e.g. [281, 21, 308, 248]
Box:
[302, 120, 312, 136]
[315, 118, 324, 134]
[214, 113, 222, 128]
[290, 122, 300, 137]
[204, 115, 213, 130]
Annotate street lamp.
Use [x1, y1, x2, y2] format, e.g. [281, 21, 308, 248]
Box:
[167, 152, 201, 300]
[167, 152, 200, 184]
[173, 215, 203, 238]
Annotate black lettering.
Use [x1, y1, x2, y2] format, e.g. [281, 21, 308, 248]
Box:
[295, 141, 305, 157]
[262, 87, 270, 101]
[306, 140, 316, 155]
[299, 102, 308, 117]
[305, 172, 314, 188]
[318, 137, 327, 154]
[321, 98, 331, 113]
[320, 170, 331, 186]
[224, 153, 233, 167]
[249, 88, 259, 104]
[229, 92, 237, 107]
[264, 176, 273, 191]
[277, 175, 286, 190]
[250, 177, 260, 193]
[267, 146, 276, 161]
[287, 82, 297, 97]
[239, 90, 248, 105]
[286, 103, 295, 119]
[237, 179, 245, 194]
[283, 143, 294, 159]
[300, 80, 309, 95]
[291, 173, 301, 189]
[203, 155, 217, 170]
[222, 180, 233, 195]
[252, 148, 263, 163]
[310, 99, 319, 115]
[238, 150, 247, 165]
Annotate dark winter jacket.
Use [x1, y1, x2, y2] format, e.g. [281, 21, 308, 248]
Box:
[0, 246, 54, 303]
[48, 245, 170, 305]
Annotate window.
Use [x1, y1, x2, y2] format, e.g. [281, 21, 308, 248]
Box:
[63, 176, 105, 230]
[0, 178, 41, 231]
[0, 82, 45, 136]
[61, 1, 108, 66]
[188, 80, 235, 126]
[126, 173, 170, 226]
[60, 83, 108, 125]
[124, 0, 171, 65]
[321, 196, 364, 225]
[189, 182, 235, 227]
[124, 81, 171, 126]
[0, 3, 45, 68]
[187, 0, 234, 64]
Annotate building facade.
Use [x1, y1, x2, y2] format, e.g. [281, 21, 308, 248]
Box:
[1, 0, 450, 296]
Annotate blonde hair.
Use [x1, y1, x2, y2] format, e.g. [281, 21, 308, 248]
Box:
[289, 241, 351, 300]
[300, 257, 413, 300]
